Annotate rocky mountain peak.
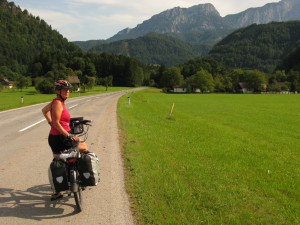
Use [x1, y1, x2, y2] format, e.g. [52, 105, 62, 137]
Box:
[224, 0, 300, 28]
[163, 3, 220, 17]
[108, 3, 224, 42]
[282, 0, 299, 4]
[108, 0, 300, 43]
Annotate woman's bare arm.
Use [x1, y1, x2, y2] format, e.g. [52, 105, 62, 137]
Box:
[42, 102, 52, 124]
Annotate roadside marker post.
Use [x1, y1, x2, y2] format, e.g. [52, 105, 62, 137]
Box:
[127, 96, 131, 105]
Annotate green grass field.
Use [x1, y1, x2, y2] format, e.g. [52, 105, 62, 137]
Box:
[0, 86, 131, 111]
[118, 88, 300, 225]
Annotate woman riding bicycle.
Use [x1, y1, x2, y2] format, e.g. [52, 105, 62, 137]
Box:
[42, 79, 89, 200]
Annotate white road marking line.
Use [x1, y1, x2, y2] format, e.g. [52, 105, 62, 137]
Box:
[19, 119, 46, 132]
[18, 103, 79, 132]
[68, 104, 78, 109]
[0, 102, 48, 114]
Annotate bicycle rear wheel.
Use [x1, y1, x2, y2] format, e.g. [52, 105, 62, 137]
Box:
[74, 186, 83, 212]
[70, 170, 83, 212]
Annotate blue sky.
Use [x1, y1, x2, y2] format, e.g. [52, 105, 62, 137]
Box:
[12, 0, 280, 41]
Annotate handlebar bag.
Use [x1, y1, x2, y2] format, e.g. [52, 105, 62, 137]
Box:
[48, 158, 69, 192]
[70, 117, 84, 134]
[78, 152, 100, 186]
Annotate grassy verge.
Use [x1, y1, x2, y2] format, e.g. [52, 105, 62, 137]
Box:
[0, 86, 131, 111]
[118, 88, 299, 225]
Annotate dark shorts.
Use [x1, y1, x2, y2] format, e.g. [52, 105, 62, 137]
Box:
[48, 134, 79, 154]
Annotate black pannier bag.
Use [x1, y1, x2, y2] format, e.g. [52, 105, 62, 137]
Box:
[78, 152, 100, 186]
[48, 158, 69, 192]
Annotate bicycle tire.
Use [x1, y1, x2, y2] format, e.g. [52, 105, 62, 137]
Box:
[73, 170, 83, 212]
[74, 186, 83, 212]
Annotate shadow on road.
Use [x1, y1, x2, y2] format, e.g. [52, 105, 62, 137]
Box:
[0, 184, 78, 220]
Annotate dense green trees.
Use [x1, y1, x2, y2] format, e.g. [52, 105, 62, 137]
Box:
[35, 78, 53, 94]
[15, 75, 31, 90]
[0, 1, 81, 74]
[0, 0, 151, 92]
[213, 75, 233, 93]
[185, 69, 214, 93]
[277, 45, 300, 73]
[89, 33, 197, 67]
[287, 70, 300, 92]
[152, 58, 298, 93]
[209, 21, 300, 74]
[242, 70, 267, 92]
[160, 67, 184, 88]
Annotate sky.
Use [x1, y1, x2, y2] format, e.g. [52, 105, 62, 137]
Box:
[12, 0, 281, 41]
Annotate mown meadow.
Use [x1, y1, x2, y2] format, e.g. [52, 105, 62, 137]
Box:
[0, 86, 131, 111]
[118, 88, 299, 225]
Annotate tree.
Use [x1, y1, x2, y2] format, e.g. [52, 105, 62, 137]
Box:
[85, 76, 96, 89]
[222, 75, 233, 92]
[15, 75, 31, 91]
[127, 60, 144, 87]
[31, 62, 44, 77]
[101, 75, 113, 91]
[214, 75, 225, 92]
[50, 63, 75, 81]
[268, 82, 290, 92]
[160, 67, 184, 88]
[85, 62, 97, 77]
[244, 70, 267, 92]
[0, 66, 19, 81]
[35, 78, 54, 94]
[186, 69, 214, 93]
[182, 57, 228, 78]
[288, 70, 300, 92]
[147, 64, 162, 87]
[70, 57, 85, 71]
[270, 70, 287, 83]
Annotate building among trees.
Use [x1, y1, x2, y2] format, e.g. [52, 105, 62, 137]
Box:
[68, 76, 80, 92]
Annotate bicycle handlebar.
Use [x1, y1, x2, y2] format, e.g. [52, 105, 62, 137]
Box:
[82, 119, 92, 125]
[70, 117, 92, 138]
[72, 119, 92, 126]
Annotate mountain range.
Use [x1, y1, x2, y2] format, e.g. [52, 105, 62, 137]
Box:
[73, 0, 300, 67]
[107, 3, 230, 43]
[107, 0, 300, 43]
[224, 0, 300, 28]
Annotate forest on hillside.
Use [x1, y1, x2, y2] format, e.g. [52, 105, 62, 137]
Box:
[209, 21, 300, 73]
[0, 0, 150, 91]
[89, 33, 200, 67]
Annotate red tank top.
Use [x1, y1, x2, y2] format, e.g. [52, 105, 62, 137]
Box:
[49, 99, 71, 135]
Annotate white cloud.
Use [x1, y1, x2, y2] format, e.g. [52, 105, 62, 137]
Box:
[27, 8, 78, 27]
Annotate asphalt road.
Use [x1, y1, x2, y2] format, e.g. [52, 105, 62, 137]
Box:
[0, 90, 137, 225]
